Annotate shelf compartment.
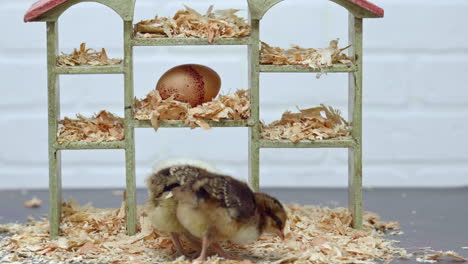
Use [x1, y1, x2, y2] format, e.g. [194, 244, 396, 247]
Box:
[132, 119, 251, 128]
[56, 141, 126, 150]
[259, 64, 356, 73]
[131, 37, 250, 46]
[259, 138, 354, 148]
[55, 64, 125, 75]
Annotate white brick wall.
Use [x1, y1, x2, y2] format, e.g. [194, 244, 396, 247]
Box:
[1, 0, 467, 189]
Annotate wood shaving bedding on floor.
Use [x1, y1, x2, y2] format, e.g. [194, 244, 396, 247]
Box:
[0, 201, 410, 264]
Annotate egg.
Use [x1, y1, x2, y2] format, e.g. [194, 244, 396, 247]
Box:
[156, 64, 221, 107]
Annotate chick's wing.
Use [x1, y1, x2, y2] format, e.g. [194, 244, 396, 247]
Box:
[191, 174, 257, 220]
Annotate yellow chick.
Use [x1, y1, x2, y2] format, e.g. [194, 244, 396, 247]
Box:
[145, 159, 218, 256]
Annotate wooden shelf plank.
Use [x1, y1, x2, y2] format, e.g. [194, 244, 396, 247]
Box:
[55, 64, 125, 74]
[131, 37, 250, 46]
[259, 64, 356, 73]
[259, 138, 354, 148]
[132, 119, 251, 128]
[56, 141, 126, 150]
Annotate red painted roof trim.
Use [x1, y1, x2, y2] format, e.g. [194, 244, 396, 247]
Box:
[24, 0, 383, 22]
[347, 0, 384, 17]
[24, 0, 69, 22]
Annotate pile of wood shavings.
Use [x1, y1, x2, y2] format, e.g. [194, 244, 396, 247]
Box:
[260, 40, 352, 77]
[134, 5, 251, 43]
[262, 105, 350, 142]
[134, 89, 250, 130]
[57, 111, 124, 143]
[56, 43, 122, 67]
[0, 201, 409, 264]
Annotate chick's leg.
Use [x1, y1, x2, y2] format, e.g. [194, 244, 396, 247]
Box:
[183, 232, 202, 254]
[194, 227, 218, 261]
[170, 232, 188, 257]
[211, 242, 244, 261]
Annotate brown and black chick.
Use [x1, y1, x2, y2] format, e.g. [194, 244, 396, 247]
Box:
[145, 159, 218, 257]
[172, 173, 288, 261]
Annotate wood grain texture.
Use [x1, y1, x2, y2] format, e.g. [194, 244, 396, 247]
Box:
[46, 21, 62, 239]
[123, 20, 137, 236]
[132, 37, 250, 46]
[248, 19, 261, 192]
[259, 64, 356, 73]
[348, 15, 363, 229]
[55, 64, 124, 75]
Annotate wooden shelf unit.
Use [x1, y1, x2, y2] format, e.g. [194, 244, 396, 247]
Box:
[24, 0, 384, 238]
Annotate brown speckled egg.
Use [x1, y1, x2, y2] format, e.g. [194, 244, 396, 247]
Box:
[156, 64, 221, 107]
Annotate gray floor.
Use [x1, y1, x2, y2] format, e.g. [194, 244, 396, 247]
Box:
[1, 188, 467, 263]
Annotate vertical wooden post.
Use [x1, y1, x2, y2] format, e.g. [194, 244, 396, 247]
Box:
[348, 14, 363, 229]
[47, 21, 62, 238]
[248, 19, 261, 191]
[123, 20, 137, 235]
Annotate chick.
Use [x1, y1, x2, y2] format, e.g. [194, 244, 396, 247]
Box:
[172, 173, 287, 261]
[145, 159, 218, 257]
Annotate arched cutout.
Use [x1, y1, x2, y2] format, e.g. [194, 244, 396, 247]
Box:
[25, 0, 135, 22]
[248, 0, 383, 20]
[248, 0, 284, 20]
[57, 2, 123, 60]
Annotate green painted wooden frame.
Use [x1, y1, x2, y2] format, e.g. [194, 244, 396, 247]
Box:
[36, 0, 380, 238]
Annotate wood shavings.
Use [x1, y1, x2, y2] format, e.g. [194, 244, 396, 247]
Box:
[134, 89, 250, 130]
[24, 197, 42, 208]
[57, 110, 124, 143]
[0, 202, 409, 264]
[134, 5, 251, 43]
[415, 249, 467, 263]
[56, 43, 122, 67]
[260, 40, 353, 77]
[261, 105, 350, 142]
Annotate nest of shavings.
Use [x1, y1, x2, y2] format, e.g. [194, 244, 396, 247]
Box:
[260, 40, 352, 78]
[134, 89, 250, 130]
[261, 105, 350, 142]
[0, 200, 410, 264]
[56, 43, 122, 67]
[134, 5, 251, 43]
[57, 111, 124, 144]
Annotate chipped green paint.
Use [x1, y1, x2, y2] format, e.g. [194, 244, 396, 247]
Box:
[259, 64, 357, 73]
[248, 19, 261, 192]
[132, 120, 251, 128]
[123, 20, 137, 236]
[55, 64, 125, 75]
[132, 37, 250, 46]
[47, 21, 62, 239]
[55, 141, 125, 150]
[348, 15, 364, 229]
[259, 139, 355, 149]
[36, 0, 382, 236]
